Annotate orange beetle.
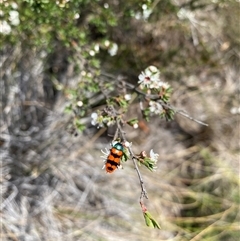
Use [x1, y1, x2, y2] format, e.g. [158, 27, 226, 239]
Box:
[106, 142, 124, 173]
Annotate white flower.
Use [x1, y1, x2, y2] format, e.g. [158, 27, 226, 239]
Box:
[87, 72, 92, 78]
[162, 82, 170, 89]
[77, 101, 83, 107]
[138, 66, 162, 89]
[74, 13, 80, 19]
[106, 118, 115, 126]
[9, 10, 20, 26]
[11, 2, 18, 9]
[133, 123, 138, 129]
[108, 43, 118, 56]
[124, 94, 132, 101]
[152, 80, 170, 89]
[94, 44, 100, 52]
[89, 50, 95, 56]
[142, 5, 152, 20]
[104, 40, 110, 47]
[104, 3, 109, 9]
[149, 101, 163, 115]
[124, 141, 132, 147]
[135, 4, 152, 20]
[91, 112, 103, 127]
[81, 70, 87, 76]
[91, 112, 98, 126]
[149, 80, 164, 89]
[230, 107, 240, 115]
[150, 149, 159, 164]
[0, 20, 11, 35]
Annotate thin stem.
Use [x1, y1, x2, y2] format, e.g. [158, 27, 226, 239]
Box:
[176, 110, 209, 126]
[158, 100, 209, 126]
[123, 80, 209, 126]
[113, 127, 119, 141]
[116, 119, 148, 201]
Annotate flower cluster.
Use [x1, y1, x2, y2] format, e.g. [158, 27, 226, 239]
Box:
[91, 111, 116, 128]
[137, 66, 174, 121]
[138, 66, 169, 90]
[149, 101, 163, 115]
[136, 149, 159, 172]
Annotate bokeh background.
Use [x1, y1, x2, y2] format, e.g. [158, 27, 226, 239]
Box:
[1, 0, 239, 240]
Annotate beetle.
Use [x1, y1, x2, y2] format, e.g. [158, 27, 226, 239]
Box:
[105, 142, 124, 173]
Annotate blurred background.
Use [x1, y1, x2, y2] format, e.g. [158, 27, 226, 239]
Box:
[1, 0, 239, 240]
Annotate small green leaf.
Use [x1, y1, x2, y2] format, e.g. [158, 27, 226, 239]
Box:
[144, 211, 161, 229]
[142, 108, 150, 122]
[64, 104, 72, 113]
[144, 213, 154, 228]
[74, 119, 86, 132]
[127, 118, 138, 127]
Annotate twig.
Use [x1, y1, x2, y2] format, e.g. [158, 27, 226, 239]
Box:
[176, 110, 208, 126]
[122, 79, 209, 126]
[113, 127, 119, 141]
[158, 100, 208, 126]
[115, 118, 148, 201]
